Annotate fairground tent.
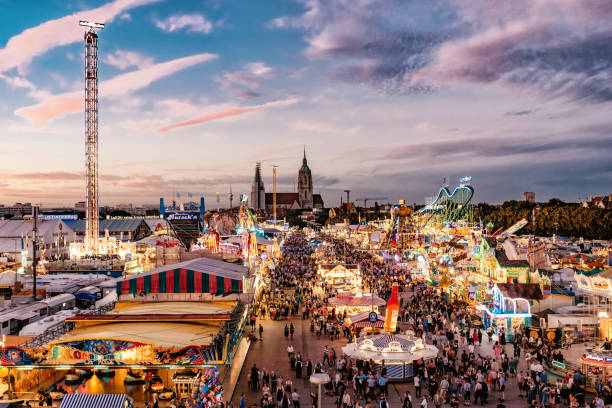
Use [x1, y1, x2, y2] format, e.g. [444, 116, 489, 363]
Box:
[116, 256, 248, 296]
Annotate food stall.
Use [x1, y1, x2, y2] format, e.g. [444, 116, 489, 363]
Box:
[328, 295, 386, 315]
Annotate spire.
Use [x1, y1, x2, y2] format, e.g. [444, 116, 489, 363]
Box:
[300, 147, 310, 173]
[254, 162, 263, 183]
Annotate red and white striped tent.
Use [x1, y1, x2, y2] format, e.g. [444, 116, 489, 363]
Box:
[116, 257, 248, 297]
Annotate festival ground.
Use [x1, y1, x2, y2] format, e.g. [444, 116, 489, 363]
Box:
[232, 288, 557, 408]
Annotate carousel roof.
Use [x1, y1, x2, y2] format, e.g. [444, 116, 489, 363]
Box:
[367, 334, 414, 350]
[342, 332, 439, 362]
[329, 295, 386, 307]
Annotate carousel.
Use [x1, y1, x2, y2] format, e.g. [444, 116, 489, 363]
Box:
[341, 285, 438, 381]
[341, 332, 439, 380]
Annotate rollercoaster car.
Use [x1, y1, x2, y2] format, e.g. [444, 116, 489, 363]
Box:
[64, 372, 82, 385]
[124, 370, 145, 385]
[50, 390, 66, 400]
[149, 375, 164, 392]
[74, 368, 93, 378]
[158, 389, 176, 400]
[95, 367, 115, 377]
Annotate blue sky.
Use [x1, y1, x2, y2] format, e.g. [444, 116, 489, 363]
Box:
[0, 0, 611, 207]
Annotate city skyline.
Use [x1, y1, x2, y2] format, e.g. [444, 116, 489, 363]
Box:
[1, 0, 611, 207]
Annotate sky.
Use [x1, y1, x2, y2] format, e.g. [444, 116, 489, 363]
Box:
[0, 0, 611, 208]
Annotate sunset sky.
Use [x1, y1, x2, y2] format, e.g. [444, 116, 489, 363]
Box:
[1, 0, 611, 207]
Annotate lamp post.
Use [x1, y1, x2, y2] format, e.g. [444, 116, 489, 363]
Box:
[309, 373, 329, 408]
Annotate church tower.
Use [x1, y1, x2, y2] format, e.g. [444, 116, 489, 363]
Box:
[250, 162, 265, 210]
[298, 147, 313, 209]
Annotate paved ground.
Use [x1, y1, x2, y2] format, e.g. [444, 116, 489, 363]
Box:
[233, 289, 534, 408]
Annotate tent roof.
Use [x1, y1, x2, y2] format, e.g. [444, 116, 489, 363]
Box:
[64, 219, 149, 233]
[120, 256, 248, 283]
[59, 394, 127, 408]
[0, 219, 69, 240]
[329, 295, 386, 307]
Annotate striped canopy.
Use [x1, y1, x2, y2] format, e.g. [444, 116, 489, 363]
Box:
[116, 256, 246, 296]
[59, 394, 127, 408]
[117, 267, 243, 296]
[354, 321, 384, 328]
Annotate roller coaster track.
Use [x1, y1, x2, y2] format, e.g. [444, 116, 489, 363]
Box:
[416, 184, 474, 226]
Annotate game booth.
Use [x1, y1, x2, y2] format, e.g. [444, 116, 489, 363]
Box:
[317, 264, 362, 289]
[476, 284, 534, 340]
[328, 294, 386, 315]
[578, 352, 612, 390]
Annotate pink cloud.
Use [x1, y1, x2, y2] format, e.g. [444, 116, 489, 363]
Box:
[158, 99, 299, 132]
[0, 0, 160, 73]
[14, 53, 218, 126]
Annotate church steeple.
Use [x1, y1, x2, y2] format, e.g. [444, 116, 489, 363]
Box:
[300, 146, 311, 174]
[298, 147, 313, 209]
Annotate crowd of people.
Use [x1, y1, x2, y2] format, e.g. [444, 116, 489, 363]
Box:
[241, 232, 601, 408]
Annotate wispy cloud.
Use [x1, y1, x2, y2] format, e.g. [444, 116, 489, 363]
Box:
[216, 62, 276, 99]
[0, 0, 160, 74]
[158, 98, 299, 132]
[292, 119, 359, 135]
[14, 53, 218, 126]
[104, 49, 154, 70]
[155, 14, 214, 34]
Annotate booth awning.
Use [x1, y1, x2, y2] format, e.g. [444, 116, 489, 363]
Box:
[354, 321, 384, 328]
[59, 394, 128, 408]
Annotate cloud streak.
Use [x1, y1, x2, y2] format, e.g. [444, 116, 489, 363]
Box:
[14, 53, 218, 126]
[155, 14, 214, 34]
[0, 0, 160, 73]
[158, 98, 299, 132]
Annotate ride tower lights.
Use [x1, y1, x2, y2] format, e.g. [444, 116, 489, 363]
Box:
[80, 21, 104, 253]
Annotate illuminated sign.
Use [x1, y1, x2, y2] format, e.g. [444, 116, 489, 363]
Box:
[43, 214, 78, 220]
[166, 212, 200, 221]
[551, 360, 566, 370]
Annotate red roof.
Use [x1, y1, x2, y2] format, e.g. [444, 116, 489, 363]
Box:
[66, 313, 231, 322]
[265, 192, 299, 205]
[328, 295, 386, 307]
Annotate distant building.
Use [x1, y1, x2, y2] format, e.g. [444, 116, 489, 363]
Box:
[250, 149, 325, 212]
[0, 203, 33, 218]
[523, 192, 535, 203]
[74, 201, 86, 211]
[64, 219, 151, 242]
[582, 194, 612, 209]
[297, 148, 313, 209]
[250, 162, 266, 211]
[0, 219, 75, 262]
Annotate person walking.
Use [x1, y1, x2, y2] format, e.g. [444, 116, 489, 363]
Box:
[292, 389, 301, 408]
[259, 324, 264, 340]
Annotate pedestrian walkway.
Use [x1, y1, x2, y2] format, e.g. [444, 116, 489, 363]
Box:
[233, 312, 534, 407]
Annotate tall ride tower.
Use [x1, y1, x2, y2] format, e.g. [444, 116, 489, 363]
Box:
[80, 21, 104, 253]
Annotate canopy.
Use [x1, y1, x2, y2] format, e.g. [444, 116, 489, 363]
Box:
[329, 295, 386, 307]
[75, 292, 98, 301]
[59, 394, 128, 408]
[116, 256, 247, 296]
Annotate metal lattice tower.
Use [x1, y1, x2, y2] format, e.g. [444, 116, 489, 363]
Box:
[80, 21, 104, 252]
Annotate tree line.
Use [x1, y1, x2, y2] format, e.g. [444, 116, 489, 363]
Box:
[476, 199, 612, 240]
